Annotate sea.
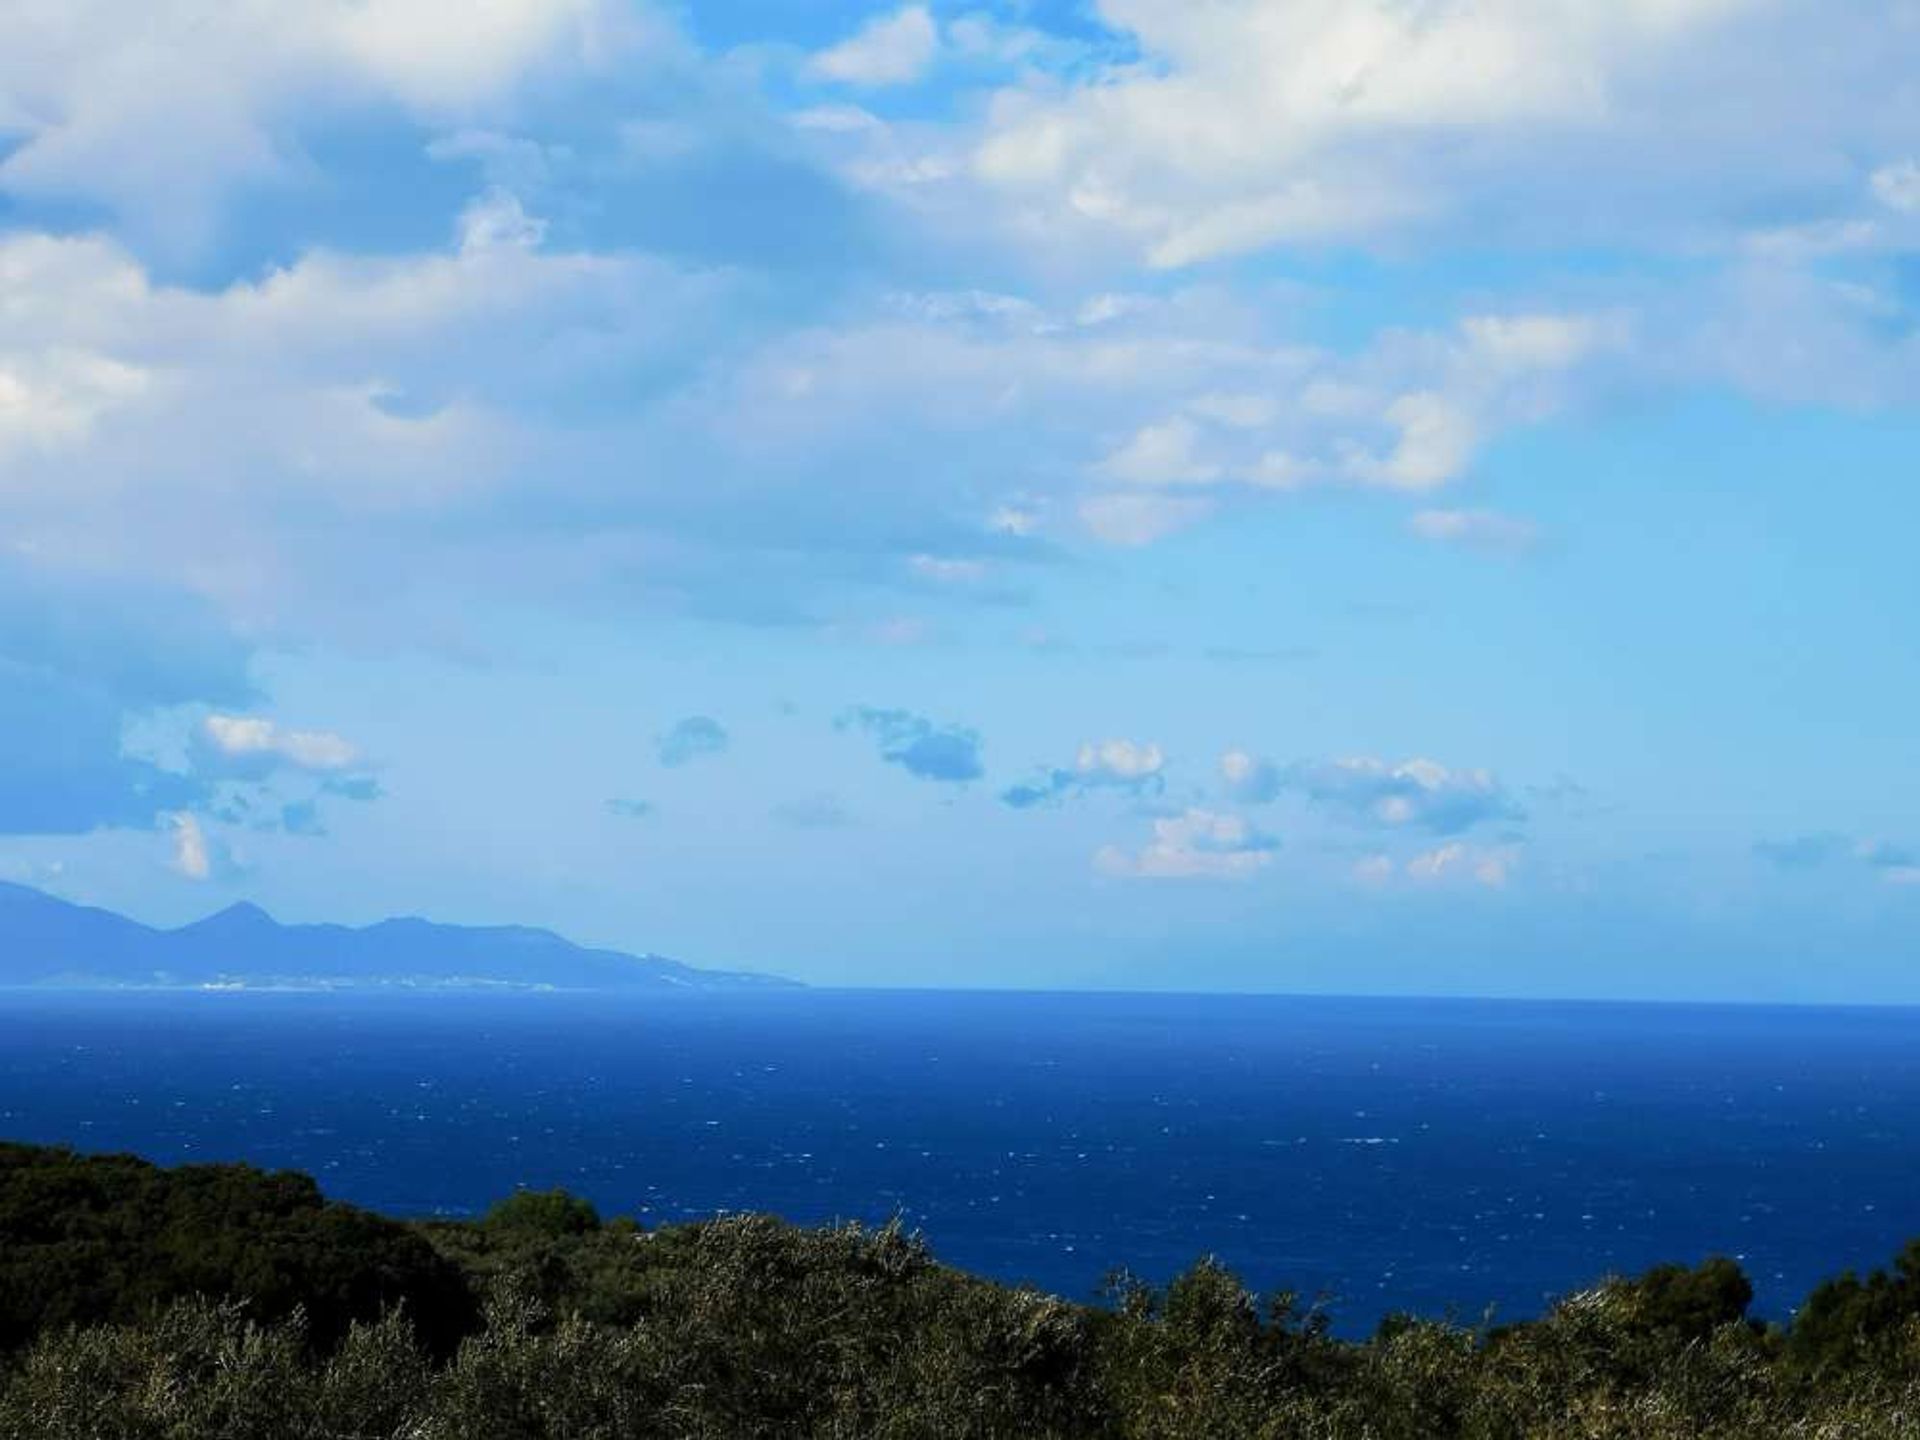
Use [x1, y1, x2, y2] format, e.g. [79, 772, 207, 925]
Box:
[3, 989, 1917, 1336]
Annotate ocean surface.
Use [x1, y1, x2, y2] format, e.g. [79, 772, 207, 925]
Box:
[3, 989, 1918, 1334]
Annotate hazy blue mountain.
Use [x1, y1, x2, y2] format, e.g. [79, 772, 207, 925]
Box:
[0, 883, 796, 991]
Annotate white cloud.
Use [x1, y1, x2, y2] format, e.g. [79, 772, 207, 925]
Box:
[1076, 293, 1149, 327]
[1003, 738, 1166, 808]
[167, 812, 212, 880]
[1290, 756, 1520, 834]
[968, 2, 1915, 267]
[1078, 492, 1213, 546]
[1096, 807, 1276, 879]
[0, 352, 149, 459]
[0, 0, 636, 252]
[1742, 219, 1888, 264]
[1220, 749, 1281, 804]
[1870, 160, 1920, 215]
[987, 503, 1041, 537]
[1341, 391, 1478, 491]
[1463, 314, 1612, 374]
[1409, 508, 1541, 553]
[0, 149, 1889, 686]
[329, 0, 621, 108]
[1067, 306, 1620, 526]
[1077, 739, 1165, 785]
[806, 6, 940, 88]
[1096, 416, 1222, 487]
[714, 292, 1621, 556]
[201, 716, 361, 774]
[1188, 392, 1278, 430]
[456, 188, 549, 253]
[0, 209, 730, 633]
[1406, 842, 1518, 888]
[945, 13, 1079, 69]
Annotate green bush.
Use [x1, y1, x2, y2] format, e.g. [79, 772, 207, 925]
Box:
[1617, 1256, 1755, 1341]
[5, 1140, 1920, 1438]
[1787, 1237, 1920, 1377]
[482, 1187, 602, 1238]
[0, 1141, 477, 1356]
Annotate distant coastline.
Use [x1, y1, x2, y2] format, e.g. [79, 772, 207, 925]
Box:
[0, 881, 798, 993]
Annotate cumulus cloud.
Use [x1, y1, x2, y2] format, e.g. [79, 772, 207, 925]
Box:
[656, 716, 730, 768]
[0, 212, 745, 640]
[0, 198, 1644, 667]
[1287, 756, 1522, 834]
[1096, 417, 1222, 487]
[168, 813, 213, 881]
[806, 6, 940, 87]
[841, 706, 983, 784]
[198, 716, 361, 776]
[1219, 749, 1282, 804]
[968, 2, 1915, 268]
[0, 0, 637, 253]
[1063, 307, 1623, 538]
[1002, 739, 1166, 809]
[0, 3, 1907, 673]
[166, 811, 244, 882]
[1096, 808, 1277, 880]
[182, 713, 379, 842]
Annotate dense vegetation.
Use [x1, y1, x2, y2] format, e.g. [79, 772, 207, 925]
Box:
[2, 1143, 1917, 1438]
[0, 1141, 474, 1356]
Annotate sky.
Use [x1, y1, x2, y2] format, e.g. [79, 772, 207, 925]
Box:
[2, 0, 1918, 1000]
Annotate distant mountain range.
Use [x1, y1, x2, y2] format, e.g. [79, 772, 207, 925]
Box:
[0, 883, 797, 992]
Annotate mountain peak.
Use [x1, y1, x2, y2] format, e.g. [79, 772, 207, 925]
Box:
[181, 900, 278, 933]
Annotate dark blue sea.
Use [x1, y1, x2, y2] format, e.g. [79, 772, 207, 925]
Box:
[4, 990, 1918, 1334]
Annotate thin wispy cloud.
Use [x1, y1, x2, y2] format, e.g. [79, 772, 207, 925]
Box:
[657, 718, 730, 769]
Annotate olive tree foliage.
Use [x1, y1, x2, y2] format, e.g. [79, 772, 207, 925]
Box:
[6, 1143, 1920, 1440]
[0, 1299, 431, 1440]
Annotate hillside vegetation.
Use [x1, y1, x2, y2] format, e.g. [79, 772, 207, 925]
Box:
[3, 1142, 1918, 1438]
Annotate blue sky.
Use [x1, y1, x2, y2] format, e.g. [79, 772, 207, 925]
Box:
[3, 0, 1918, 999]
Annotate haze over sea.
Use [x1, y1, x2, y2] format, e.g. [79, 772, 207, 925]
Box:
[5, 989, 1917, 1335]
